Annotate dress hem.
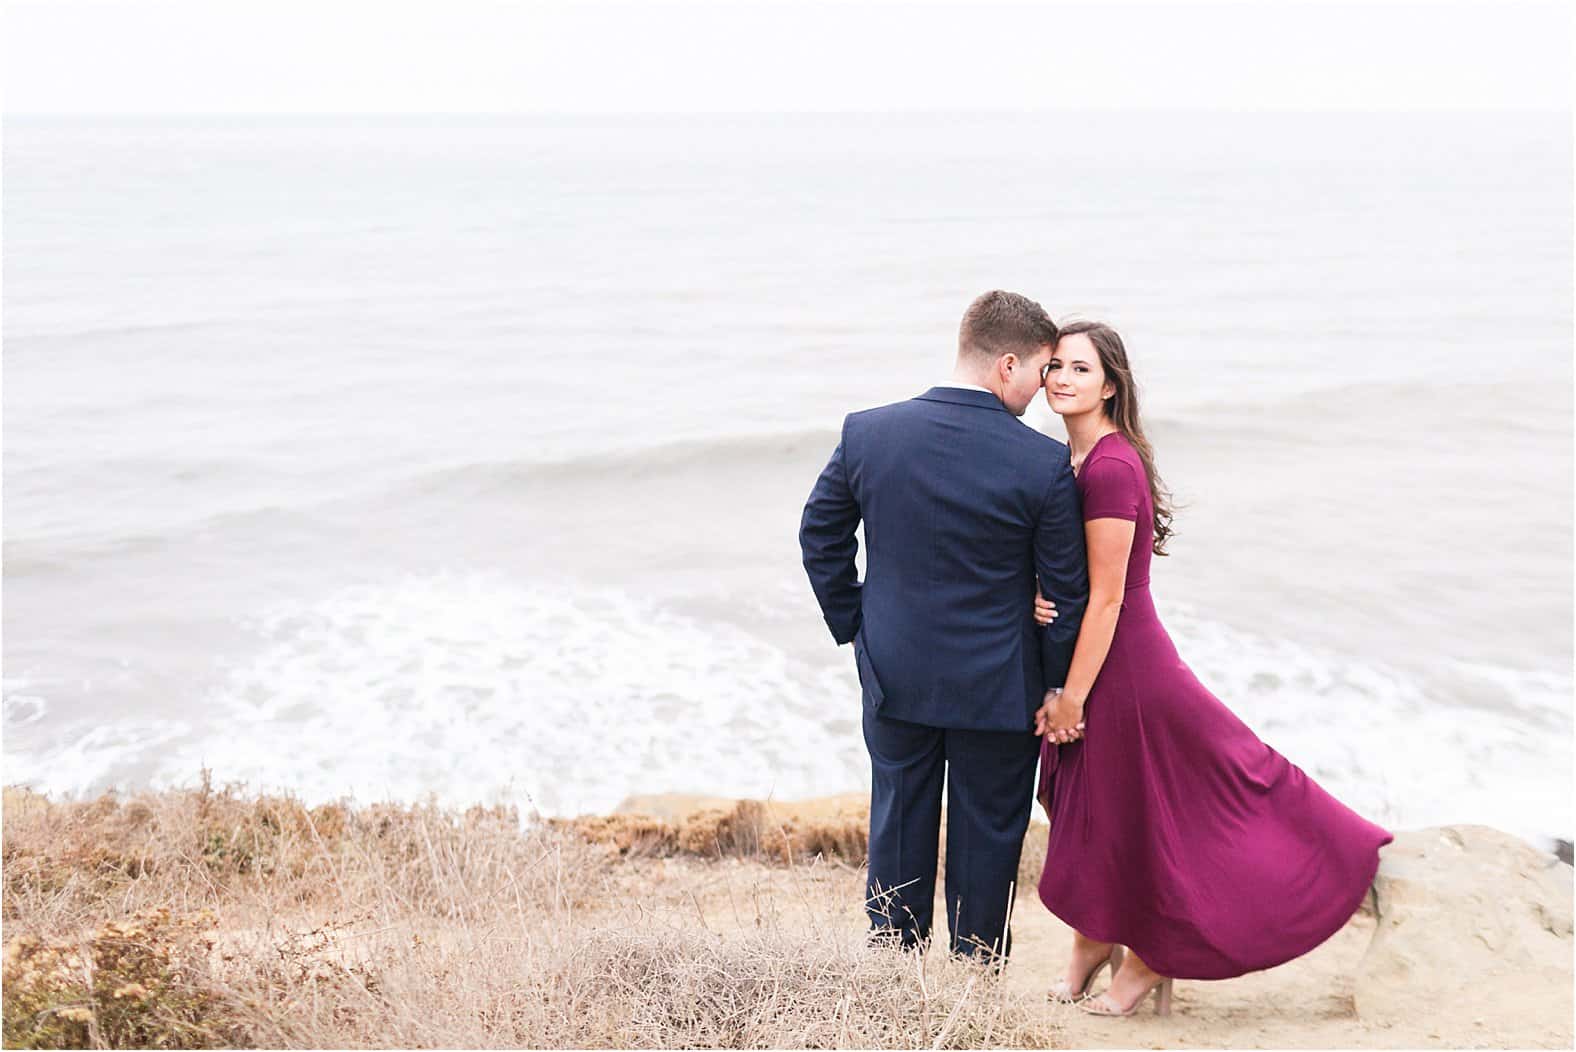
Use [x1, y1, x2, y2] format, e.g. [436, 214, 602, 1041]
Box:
[1037, 832, 1392, 981]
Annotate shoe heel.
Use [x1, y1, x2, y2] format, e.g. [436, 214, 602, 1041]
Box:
[1154, 977, 1173, 1016]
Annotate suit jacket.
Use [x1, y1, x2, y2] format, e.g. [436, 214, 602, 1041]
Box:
[799, 386, 1089, 731]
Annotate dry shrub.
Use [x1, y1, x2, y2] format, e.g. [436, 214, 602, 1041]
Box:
[204, 889, 1064, 1049]
[551, 919, 1059, 1045]
[519, 920, 1061, 1049]
[2, 907, 241, 1049]
[560, 797, 1052, 897]
[3, 781, 1067, 1049]
[559, 798, 869, 865]
[3, 773, 611, 935]
[556, 813, 681, 857]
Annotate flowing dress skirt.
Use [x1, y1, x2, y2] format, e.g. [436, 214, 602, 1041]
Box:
[1036, 587, 1394, 980]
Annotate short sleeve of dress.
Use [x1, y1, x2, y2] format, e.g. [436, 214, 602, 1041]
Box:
[1079, 455, 1143, 522]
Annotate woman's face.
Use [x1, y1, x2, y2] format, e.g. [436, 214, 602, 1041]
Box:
[1043, 333, 1115, 416]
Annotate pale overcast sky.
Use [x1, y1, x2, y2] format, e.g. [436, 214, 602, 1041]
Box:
[4, 0, 1570, 114]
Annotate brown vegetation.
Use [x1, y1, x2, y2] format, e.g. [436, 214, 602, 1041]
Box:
[557, 797, 869, 863]
[560, 795, 1051, 894]
[3, 777, 1065, 1048]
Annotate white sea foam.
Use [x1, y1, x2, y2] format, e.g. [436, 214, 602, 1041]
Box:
[5, 580, 1570, 848]
[5, 572, 866, 817]
[4, 717, 192, 798]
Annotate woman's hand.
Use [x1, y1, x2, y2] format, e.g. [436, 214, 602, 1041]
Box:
[1035, 688, 1085, 743]
[1034, 591, 1058, 626]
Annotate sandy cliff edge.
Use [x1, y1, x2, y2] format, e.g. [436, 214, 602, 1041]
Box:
[594, 793, 1574, 1049]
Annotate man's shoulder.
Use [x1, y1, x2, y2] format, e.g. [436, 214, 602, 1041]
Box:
[997, 418, 1071, 473]
[843, 395, 933, 429]
[1010, 420, 1070, 457]
[847, 398, 913, 420]
[989, 422, 1074, 508]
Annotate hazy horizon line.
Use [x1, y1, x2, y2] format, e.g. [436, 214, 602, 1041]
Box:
[8, 105, 1572, 118]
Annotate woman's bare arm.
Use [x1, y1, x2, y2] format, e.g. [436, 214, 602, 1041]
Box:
[1035, 516, 1135, 740]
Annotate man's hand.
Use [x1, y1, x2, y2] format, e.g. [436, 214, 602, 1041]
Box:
[1034, 591, 1058, 626]
[1035, 688, 1085, 743]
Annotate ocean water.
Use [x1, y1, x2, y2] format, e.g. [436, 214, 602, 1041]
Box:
[4, 112, 1571, 847]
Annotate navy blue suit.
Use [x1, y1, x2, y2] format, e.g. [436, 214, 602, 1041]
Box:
[800, 386, 1088, 958]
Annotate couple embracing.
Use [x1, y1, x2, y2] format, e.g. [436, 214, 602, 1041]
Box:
[799, 290, 1391, 1017]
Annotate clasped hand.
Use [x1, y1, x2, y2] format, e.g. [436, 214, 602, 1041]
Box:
[1035, 688, 1085, 743]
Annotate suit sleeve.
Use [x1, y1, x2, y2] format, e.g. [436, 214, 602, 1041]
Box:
[1033, 457, 1089, 687]
[799, 421, 863, 645]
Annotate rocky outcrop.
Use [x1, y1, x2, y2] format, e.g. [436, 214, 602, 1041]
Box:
[1356, 825, 1573, 1035]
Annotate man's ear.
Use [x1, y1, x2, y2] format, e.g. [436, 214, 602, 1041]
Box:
[1000, 353, 1019, 380]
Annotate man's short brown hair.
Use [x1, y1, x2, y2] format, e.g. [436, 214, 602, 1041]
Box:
[958, 290, 1059, 361]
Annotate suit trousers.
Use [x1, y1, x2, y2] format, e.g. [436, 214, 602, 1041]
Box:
[862, 706, 1040, 961]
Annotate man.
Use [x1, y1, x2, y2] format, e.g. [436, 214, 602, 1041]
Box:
[799, 290, 1088, 962]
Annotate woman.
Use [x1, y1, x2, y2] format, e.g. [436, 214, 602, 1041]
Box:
[1032, 321, 1392, 1017]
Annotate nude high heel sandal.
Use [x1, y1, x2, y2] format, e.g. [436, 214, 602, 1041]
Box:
[1047, 944, 1125, 1002]
[1081, 974, 1173, 1017]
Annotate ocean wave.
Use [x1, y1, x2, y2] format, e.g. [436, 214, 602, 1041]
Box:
[4, 426, 845, 573]
[14, 318, 235, 343]
[394, 426, 844, 498]
[2, 571, 867, 817]
[3, 718, 193, 799]
[3, 510, 301, 573]
[4, 574, 1568, 842]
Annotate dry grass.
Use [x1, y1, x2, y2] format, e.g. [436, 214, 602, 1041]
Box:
[557, 798, 869, 864]
[3, 777, 1065, 1048]
[559, 798, 1051, 894]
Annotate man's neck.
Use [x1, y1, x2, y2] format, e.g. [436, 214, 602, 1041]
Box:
[947, 368, 1000, 399]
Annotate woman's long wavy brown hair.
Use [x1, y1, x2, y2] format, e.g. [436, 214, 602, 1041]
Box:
[1056, 320, 1175, 555]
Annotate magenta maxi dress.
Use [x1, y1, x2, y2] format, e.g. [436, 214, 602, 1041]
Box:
[1036, 432, 1393, 980]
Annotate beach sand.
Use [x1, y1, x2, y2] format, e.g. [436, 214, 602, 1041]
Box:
[616, 793, 1574, 1049]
